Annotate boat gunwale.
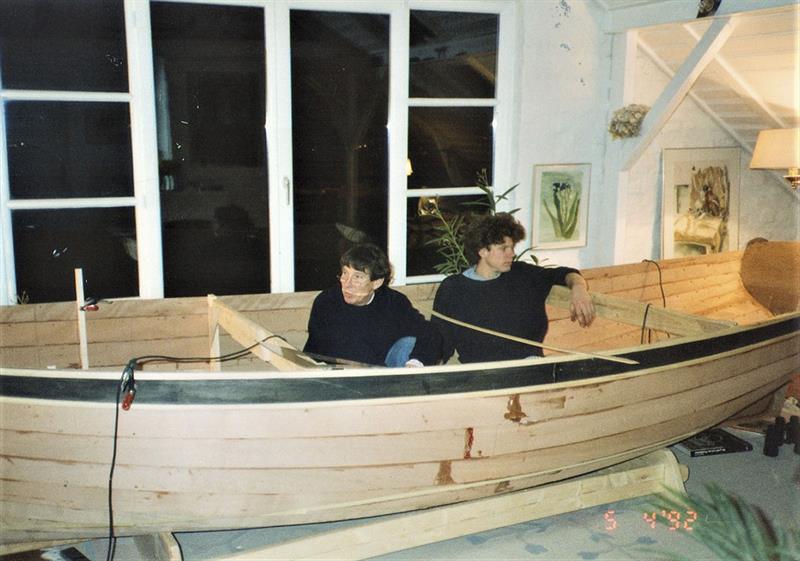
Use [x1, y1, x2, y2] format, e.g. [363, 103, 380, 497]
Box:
[1, 310, 797, 383]
[1, 313, 797, 409]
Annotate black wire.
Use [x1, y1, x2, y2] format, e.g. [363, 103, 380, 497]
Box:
[642, 259, 669, 342]
[105, 368, 125, 561]
[642, 259, 666, 307]
[641, 303, 652, 344]
[104, 334, 286, 560]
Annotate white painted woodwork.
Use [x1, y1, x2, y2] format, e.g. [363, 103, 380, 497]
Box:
[621, 16, 737, 171]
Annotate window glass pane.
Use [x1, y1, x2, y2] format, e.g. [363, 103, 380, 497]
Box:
[290, 10, 390, 291]
[12, 208, 138, 304]
[407, 107, 493, 189]
[406, 195, 491, 276]
[5, 101, 133, 199]
[151, 2, 269, 297]
[409, 11, 498, 99]
[0, 0, 127, 92]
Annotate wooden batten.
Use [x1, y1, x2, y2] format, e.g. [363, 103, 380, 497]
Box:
[546, 285, 735, 336]
[207, 295, 321, 371]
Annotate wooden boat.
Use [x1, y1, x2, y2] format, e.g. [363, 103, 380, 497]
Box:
[1, 239, 798, 554]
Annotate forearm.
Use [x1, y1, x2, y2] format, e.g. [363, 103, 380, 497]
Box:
[565, 272, 588, 292]
[565, 272, 595, 327]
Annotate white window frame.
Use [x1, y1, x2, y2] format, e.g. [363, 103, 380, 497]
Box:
[0, 0, 517, 304]
[402, 0, 518, 284]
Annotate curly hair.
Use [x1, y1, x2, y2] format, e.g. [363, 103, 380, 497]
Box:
[463, 212, 526, 265]
[340, 244, 392, 283]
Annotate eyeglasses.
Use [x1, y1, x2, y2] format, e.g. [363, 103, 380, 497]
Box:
[338, 271, 371, 286]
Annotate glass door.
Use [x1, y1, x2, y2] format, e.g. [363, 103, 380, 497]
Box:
[151, 2, 269, 297]
[288, 9, 391, 291]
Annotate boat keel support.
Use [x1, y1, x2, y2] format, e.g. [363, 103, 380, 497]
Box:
[205, 448, 687, 561]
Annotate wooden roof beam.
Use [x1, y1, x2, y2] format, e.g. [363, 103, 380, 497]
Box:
[620, 16, 737, 172]
[683, 24, 788, 130]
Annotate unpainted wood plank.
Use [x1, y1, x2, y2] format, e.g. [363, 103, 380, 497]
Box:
[740, 240, 800, 314]
[248, 308, 310, 333]
[219, 291, 318, 312]
[210, 450, 684, 561]
[546, 285, 735, 335]
[84, 314, 208, 344]
[0, 322, 38, 347]
[89, 337, 210, 368]
[208, 295, 221, 372]
[210, 296, 319, 370]
[0, 344, 80, 369]
[0, 304, 37, 323]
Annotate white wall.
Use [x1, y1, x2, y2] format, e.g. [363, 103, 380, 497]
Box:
[514, 0, 612, 269]
[616, 51, 800, 263]
[513, 0, 799, 270]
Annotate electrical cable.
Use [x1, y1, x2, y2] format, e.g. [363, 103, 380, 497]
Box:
[641, 259, 669, 343]
[104, 334, 285, 561]
[641, 303, 652, 344]
[642, 259, 667, 307]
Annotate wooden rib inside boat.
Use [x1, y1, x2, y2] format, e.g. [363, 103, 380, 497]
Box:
[1, 240, 798, 553]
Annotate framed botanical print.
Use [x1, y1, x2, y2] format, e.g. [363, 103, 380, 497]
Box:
[532, 163, 590, 249]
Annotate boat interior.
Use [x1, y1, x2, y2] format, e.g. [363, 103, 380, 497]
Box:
[0, 239, 798, 376]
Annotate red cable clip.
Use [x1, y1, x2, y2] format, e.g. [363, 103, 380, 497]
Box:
[121, 385, 136, 410]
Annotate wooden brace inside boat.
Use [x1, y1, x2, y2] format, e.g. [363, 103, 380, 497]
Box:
[546, 285, 737, 336]
[207, 295, 323, 371]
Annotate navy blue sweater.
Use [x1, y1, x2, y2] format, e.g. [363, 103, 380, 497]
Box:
[432, 262, 577, 363]
[304, 285, 442, 366]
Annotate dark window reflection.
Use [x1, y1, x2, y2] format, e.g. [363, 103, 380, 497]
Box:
[290, 10, 390, 291]
[409, 11, 497, 98]
[151, 2, 269, 297]
[0, 0, 128, 92]
[407, 107, 493, 189]
[406, 195, 491, 276]
[12, 208, 138, 303]
[6, 101, 133, 199]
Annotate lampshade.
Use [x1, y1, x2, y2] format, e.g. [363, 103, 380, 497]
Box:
[749, 128, 800, 189]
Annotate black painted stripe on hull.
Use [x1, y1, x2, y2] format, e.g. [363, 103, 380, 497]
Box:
[1, 316, 797, 404]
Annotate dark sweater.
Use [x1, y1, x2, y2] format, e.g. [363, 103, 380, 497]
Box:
[304, 285, 442, 366]
[432, 262, 577, 363]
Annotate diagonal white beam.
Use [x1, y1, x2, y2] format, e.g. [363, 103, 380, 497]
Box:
[682, 23, 787, 129]
[621, 16, 738, 171]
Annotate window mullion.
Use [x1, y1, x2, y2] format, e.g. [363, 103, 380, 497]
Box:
[0, 89, 15, 304]
[387, 6, 410, 285]
[490, 0, 517, 215]
[267, 0, 295, 294]
[125, 0, 163, 299]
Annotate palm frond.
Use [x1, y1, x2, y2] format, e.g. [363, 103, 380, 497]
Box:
[645, 484, 800, 561]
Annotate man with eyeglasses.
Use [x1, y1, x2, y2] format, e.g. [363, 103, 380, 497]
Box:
[304, 244, 443, 367]
[432, 212, 595, 364]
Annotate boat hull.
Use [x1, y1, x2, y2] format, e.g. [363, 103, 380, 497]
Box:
[2, 313, 798, 546]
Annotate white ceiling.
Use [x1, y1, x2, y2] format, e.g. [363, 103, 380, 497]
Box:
[632, 4, 798, 151]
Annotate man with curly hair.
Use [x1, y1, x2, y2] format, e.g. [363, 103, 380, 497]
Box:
[432, 213, 595, 363]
